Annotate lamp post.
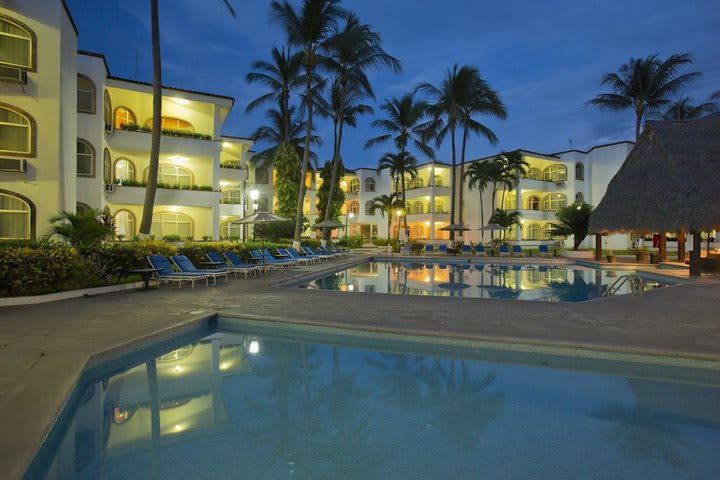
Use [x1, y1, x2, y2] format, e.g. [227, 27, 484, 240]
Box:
[249, 189, 259, 240]
[346, 212, 354, 239]
[396, 209, 403, 241]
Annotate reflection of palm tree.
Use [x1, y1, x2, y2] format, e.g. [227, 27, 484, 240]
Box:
[365, 353, 428, 411]
[548, 269, 592, 302]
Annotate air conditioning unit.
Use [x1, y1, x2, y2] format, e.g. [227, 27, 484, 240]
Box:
[0, 158, 27, 172]
[555, 181, 566, 188]
[104, 183, 116, 193]
[104, 123, 113, 133]
[0, 66, 28, 84]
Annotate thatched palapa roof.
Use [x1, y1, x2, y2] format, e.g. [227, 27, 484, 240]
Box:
[590, 115, 720, 234]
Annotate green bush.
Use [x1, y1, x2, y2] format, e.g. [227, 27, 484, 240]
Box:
[88, 240, 178, 278]
[372, 238, 390, 246]
[407, 239, 425, 254]
[0, 245, 91, 296]
[337, 234, 364, 248]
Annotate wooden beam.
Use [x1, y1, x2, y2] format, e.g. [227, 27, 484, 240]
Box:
[689, 231, 702, 277]
[658, 233, 667, 261]
[677, 231, 685, 263]
[595, 234, 603, 261]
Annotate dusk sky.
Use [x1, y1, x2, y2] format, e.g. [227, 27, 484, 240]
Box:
[67, 0, 720, 169]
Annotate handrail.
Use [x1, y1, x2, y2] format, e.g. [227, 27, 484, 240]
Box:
[603, 274, 645, 297]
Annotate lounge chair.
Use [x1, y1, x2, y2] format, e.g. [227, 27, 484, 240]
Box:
[511, 245, 525, 257]
[319, 245, 346, 257]
[171, 255, 229, 284]
[263, 248, 298, 267]
[538, 245, 552, 258]
[302, 246, 333, 261]
[400, 244, 412, 256]
[308, 246, 337, 259]
[425, 244, 435, 255]
[283, 247, 317, 264]
[277, 247, 313, 265]
[436, 245, 448, 256]
[475, 245, 487, 257]
[147, 254, 210, 288]
[251, 249, 294, 268]
[206, 251, 257, 278]
[326, 244, 350, 255]
[499, 245, 510, 257]
[462, 244, 473, 256]
[224, 251, 269, 274]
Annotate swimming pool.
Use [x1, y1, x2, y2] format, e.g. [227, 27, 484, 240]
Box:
[301, 261, 673, 302]
[29, 318, 720, 479]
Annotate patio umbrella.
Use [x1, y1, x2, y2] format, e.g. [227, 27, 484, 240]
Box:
[231, 212, 290, 224]
[439, 224, 471, 232]
[312, 219, 345, 229]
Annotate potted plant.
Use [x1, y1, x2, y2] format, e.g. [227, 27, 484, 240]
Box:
[634, 247, 650, 263]
[606, 249, 617, 263]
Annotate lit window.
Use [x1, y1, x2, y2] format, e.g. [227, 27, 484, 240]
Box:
[364, 177, 375, 192]
[221, 221, 241, 239]
[527, 195, 540, 210]
[103, 91, 112, 127]
[151, 212, 193, 238]
[151, 164, 192, 187]
[115, 107, 136, 129]
[526, 223, 540, 240]
[409, 177, 424, 189]
[221, 190, 242, 204]
[412, 201, 424, 214]
[114, 210, 135, 237]
[349, 178, 360, 192]
[103, 149, 112, 183]
[114, 158, 135, 183]
[0, 18, 33, 69]
[0, 192, 31, 239]
[503, 195, 515, 210]
[434, 200, 445, 213]
[575, 162, 584, 181]
[543, 164, 567, 182]
[143, 117, 194, 132]
[348, 201, 359, 215]
[0, 105, 32, 155]
[433, 175, 443, 187]
[543, 224, 555, 240]
[543, 194, 567, 211]
[364, 200, 374, 215]
[525, 167, 541, 180]
[77, 75, 96, 113]
[76, 139, 95, 177]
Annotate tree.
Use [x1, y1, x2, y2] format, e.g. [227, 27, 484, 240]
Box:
[47, 210, 114, 254]
[365, 92, 435, 158]
[496, 151, 529, 209]
[249, 104, 319, 164]
[464, 161, 494, 241]
[368, 193, 402, 239]
[315, 159, 345, 223]
[139, 0, 235, 235]
[551, 201, 593, 250]
[273, 143, 302, 217]
[488, 209, 521, 242]
[272, 0, 346, 249]
[376, 151, 418, 233]
[587, 53, 700, 140]
[659, 96, 717, 120]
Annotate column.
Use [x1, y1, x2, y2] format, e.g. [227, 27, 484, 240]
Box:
[515, 186, 522, 242]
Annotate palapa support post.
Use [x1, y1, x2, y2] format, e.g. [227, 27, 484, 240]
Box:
[689, 231, 702, 277]
[658, 233, 667, 262]
[677, 231, 686, 263]
[595, 234, 602, 261]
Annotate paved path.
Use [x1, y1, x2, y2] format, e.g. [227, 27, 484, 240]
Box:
[1, 253, 719, 479]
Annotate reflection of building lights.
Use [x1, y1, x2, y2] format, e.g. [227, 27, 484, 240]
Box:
[173, 424, 184, 432]
[174, 365, 183, 373]
[425, 221, 430, 226]
[348, 284, 354, 291]
[424, 276, 430, 282]
[248, 340, 260, 354]
[220, 362, 230, 370]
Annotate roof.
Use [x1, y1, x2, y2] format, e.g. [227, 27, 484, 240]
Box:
[60, 0, 79, 36]
[552, 140, 635, 156]
[78, 50, 110, 75]
[589, 115, 720, 234]
[107, 75, 235, 106]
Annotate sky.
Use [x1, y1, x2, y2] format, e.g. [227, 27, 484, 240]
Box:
[66, 0, 720, 169]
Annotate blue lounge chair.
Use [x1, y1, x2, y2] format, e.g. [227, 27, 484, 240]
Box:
[171, 255, 229, 284]
[499, 245, 510, 257]
[224, 251, 268, 274]
[425, 244, 435, 255]
[147, 255, 209, 288]
[263, 248, 298, 266]
[538, 244, 552, 258]
[307, 246, 336, 259]
[318, 245, 343, 257]
[511, 245, 525, 257]
[437, 245, 448, 256]
[401, 244, 412, 255]
[252, 249, 293, 268]
[475, 245, 487, 257]
[206, 251, 257, 278]
[300, 246, 330, 261]
[462, 244, 473, 256]
[277, 247, 312, 265]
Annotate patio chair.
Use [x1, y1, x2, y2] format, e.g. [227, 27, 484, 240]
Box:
[436, 245, 448, 256]
[171, 255, 229, 284]
[475, 245, 487, 257]
[538, 245, 552, 258]
[302, 246, 333, 261]
[277, 247, 313, 265]
[425, 244, 435, 255]
[254, 249, 295, 268]
[263, 248, 298, 266]
[401, 244, 412, 256]
[224, 251, 269, 274]
[499, 245, 511, 257]
[206, 251, 257, 278]
[318, 245, 344, 257]
[462, 244, 473, 256]
[147, 255, 210, 288]
[308, 246, 337, 259]
[511, 245, 525, 257]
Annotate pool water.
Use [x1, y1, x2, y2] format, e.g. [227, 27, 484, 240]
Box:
[303, 261, 670, 302]
[31, 319, 720, 479]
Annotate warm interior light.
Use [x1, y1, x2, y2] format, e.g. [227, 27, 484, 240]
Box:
[248, 340, 260, 354]
[348, 284, 355, 291]
[175, 98, 190, 105]
[220, 362, 230, 370]
[174, 365, 183, 373]
[170, 206, 179, 212]
[173, 424, 184, 432]
[222, 142, 232, 148]
[349, 212, 354, 219]
[425, 221, 430, 226]
[396, 210, 403, 217]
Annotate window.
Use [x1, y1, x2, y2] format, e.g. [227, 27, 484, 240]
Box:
[349, 178, 359, 192]
[412, 201, 424, 214]
[77, 75, 96, 113]
[434, 200, 445, 213]
[151, 212, 193, 238]
[575, 192, 584, 203]
[365, 200, 374, 215]
[76, 139, 95, 177]
[526, 223, 540, 240]
[433, 175, 444, 187]
[348, 201, 359, 215]
[525, 167, 541, 180]
[543, 194, 567, 211]
[0, 104, 32, 155]
[257, 197, 269, 212]
[114, 210, 135, 238]
[503, 194, 515, 210]
[103, 91, 112, 127]
[543, 164, 567, 182]
[575, 162, 584, 181]
[221, 190, 242, 204]
[408, 177, 424, 189]
[0, 192, 31, 239]
[527, 195, 540, 210]
[221, 221, 241, 240]
[103, 149, 112, 183]
[255, 167, 269, 184]
[0, 17, 34, 70]
[114, 107, 136, 129]
[543, 224, 555, 240]
[411, 225, 423, 239]
[114, 158, 135, 183]
[152, 164, 192, 187]
[143, 117, 194, 132]
[364, 177, 375, 192]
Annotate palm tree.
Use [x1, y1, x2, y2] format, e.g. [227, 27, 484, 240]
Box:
[464, 161, 493, 241]
[139, 0, 236, 236]
[550, 201, 593, 250]
[587, 53, 701, 140]
[488, 208, 521, 242]
[272, 0, 346, 249]
[497, 151, 529, 209]
[368, 193, 402, 239]
[377, 151, 418, 233]
[365, 92, 435, 159]
[47, 209, 114, 254]
[249, 104, 319, 165]
[659, 96, 717, 120]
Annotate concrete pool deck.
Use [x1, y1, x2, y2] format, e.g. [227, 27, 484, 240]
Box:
[1, 252, 719, 479]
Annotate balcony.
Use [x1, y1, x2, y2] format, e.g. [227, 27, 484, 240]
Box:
[518, 178, 566, 192]
[108, 185, 221, 207]
[401, 185, 450, 199]
[108, 129, 222, 156]
[219, 203, 245, 216]
[219, 165, 247, 185]
[515, 209, 555, 221]
[405, 212, 450, 223]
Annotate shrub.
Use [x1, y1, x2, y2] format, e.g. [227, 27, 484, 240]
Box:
[372, 238, 390, 246]
[337, 234, 364, 248]
[0, 245, 91, 296]
[407, 239, 425, 254]
[162, 234, 182, 242]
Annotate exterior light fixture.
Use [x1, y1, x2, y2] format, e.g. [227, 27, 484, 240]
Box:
[248, 340, 260, 354]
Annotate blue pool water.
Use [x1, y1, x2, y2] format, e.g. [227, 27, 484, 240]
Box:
[303, 261, 671, 301]
[31, 319, 720, 479]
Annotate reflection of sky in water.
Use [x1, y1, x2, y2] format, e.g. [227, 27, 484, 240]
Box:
[307, 262, 669, 301]
[39, 328, 720, 480]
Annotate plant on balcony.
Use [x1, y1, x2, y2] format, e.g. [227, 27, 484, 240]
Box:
[220, 162, 245, 169]
[114, 180, 213, 191]
[550, 201, 594, 250]
[118, 122, 212, 140]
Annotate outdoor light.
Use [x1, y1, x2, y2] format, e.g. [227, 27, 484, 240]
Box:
[249, 189, 259, 201]
[248, 340, 260, 354]
[348, 284, 355, 291]
[349, 212, 355, 219]
[174, 365, 183, 373]
[396, 209, 403, 217]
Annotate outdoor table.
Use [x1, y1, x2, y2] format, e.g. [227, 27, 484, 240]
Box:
[127, 268, 162, 291]
[446, 247, 459, 256]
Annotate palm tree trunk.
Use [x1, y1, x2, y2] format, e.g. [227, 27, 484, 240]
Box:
[479, 185, 485, 243]
[458, 126, 468, 236]
[635, 107, 643, 141]
[139, 0, 162, 235]
[323, 80, 348, 242]
[401, 178, 408, 235]
[449, 126, 457, 241]
[293, 59, 314, 250]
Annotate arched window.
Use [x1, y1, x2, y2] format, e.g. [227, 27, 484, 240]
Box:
[543, 164, 567, 182]
[526, 223, 540, 240]
[76, 202, 92, 214]
[0, 191, 32, 239]
[143, 117, 194, 132]
[114, 210, 135, 238]
[433, 175, 444, 187]
[543, 223, 555, 240]
[151, 211, 193, 238]
[149, 164, 192, 187]
[103, 91, 112, 127]
[114, 107, 136, 129]
[255, 167, 269, 184]
[0, 17, 34, 70]
[575, 192, 584, 203]
[77, 75, 96, 113]
[348, 201, 359, 215]
[348, 178, 360, 192]
[503, 194, 515, 210]
[527, 195, 540, 210]
[221, 221, 241, 240]
[364, 177, 375, 192]
[365, 200, 374, 215]
[434, 200, 445, 213]
[575, 162, 584, 181]
[221, 190, 242, 204]
[114, 158, 135, 183]
[412, 201, 424, 214]
[411, 225, 423, 239]
[525, 167, 541, 180]
[409, 177, 424, 189]
[76, 139, 95, 177]
[0, 104, 33, 155]
[543, 194, 567, 211]
[103, 149, 112, 183]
